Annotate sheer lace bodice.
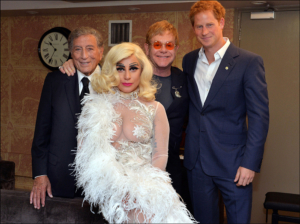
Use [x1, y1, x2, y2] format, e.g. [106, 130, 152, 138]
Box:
[74, 89, 195, 223]
[111, 88, 169, 171]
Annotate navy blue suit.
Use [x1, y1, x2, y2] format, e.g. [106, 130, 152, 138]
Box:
[182, 43, 269, 223]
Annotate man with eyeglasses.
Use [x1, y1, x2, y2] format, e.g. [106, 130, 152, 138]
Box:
[60, 20, 192, 211]
[144, 20, 191, 209]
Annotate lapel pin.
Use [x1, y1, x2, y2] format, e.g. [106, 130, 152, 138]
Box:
[225, 66, 229, 70]
[172, 86, 182, 98]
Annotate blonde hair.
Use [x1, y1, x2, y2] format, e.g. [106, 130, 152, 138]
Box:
[189, 1, 226, 26]
[91, 42, 157, 101]
[145, 20, 179, 46]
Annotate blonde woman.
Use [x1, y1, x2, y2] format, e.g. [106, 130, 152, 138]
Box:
[72, 42, 195, 223]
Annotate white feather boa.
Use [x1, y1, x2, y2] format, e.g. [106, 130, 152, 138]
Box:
[72, 93, 197, 223]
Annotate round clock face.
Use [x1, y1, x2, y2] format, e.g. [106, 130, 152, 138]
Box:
[40, 32, 69, 68]
[38, 27, 71, 71]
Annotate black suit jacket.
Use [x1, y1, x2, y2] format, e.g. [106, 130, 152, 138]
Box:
[31, 70, 81, 198]
[161, 66, 189, 194]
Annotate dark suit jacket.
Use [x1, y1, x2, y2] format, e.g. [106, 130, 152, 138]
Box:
[31, 70, 81, 198]
[182, 43, 269, 178]
[162, 66, 189, 194]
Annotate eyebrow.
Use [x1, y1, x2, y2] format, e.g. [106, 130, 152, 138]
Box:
[73, 45, 95, 48]
[129, 62, 139, 67]
[116, 63, 125, 67]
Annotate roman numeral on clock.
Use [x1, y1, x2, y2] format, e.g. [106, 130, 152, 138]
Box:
[63, 54, 68, 59]
[44, 53, 49, 59]
[49, 35, 53, 41]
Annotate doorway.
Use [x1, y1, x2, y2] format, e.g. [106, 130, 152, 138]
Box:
[238, 10, 299, 223]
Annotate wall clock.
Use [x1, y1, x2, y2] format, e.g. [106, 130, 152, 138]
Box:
[38, 27, 71, 71]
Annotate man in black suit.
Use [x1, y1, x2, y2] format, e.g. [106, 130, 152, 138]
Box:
[144, 20, 190, 207]
[30, 27, 104, 209]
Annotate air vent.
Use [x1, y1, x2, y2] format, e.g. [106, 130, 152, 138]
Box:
[109, 20, 132, 46]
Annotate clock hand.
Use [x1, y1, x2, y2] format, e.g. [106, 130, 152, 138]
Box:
[48, 42, 57, 50]
[48, 48, 57, 64]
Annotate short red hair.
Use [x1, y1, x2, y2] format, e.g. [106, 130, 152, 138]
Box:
[189, 0, 226, 26]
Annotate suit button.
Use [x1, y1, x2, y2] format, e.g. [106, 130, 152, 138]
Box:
[201, 113, 204, 116]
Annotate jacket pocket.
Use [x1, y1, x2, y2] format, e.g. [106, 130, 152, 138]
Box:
[219, 133, 247, 145]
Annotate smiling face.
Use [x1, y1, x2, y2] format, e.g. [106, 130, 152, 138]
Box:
[71, 34, 104, 76]
[193, 10, 225, 52]
[144, 31, 178, 73]
[117, 54, 141, 93]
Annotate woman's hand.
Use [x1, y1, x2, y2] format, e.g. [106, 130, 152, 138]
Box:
[59, 59, 76, 76]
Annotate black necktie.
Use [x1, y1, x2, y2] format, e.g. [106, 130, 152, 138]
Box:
[80, 77, 90, 109]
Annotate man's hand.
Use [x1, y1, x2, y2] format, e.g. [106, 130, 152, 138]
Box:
[59, 59, 76, 76]
[30, 176, 53, 209]
[234, 166, 255, 186]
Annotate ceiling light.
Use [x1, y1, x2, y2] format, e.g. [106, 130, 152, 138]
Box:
[251, 1, 267, 5]
[27, 11, 38, 15]
[128, 7, 140, 11]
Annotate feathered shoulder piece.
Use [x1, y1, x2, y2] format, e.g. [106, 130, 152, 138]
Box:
[72, 92, 196, 223]
[72, 92, 130, 220]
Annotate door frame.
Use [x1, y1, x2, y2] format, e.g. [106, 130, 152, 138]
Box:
[232, 5, 300, 47]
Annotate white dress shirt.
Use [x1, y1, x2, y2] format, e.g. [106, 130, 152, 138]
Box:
[77, 65, 101, 95]
[195, 37, 230, 106]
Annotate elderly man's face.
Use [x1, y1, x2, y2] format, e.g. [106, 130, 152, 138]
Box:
[71, 34, 103, 76]
[144, 31, 178, 71]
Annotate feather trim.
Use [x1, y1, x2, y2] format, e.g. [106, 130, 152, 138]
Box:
[72, 93, 197, 223]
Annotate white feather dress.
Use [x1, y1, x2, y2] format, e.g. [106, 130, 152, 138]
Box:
[72, 88, 196, 223]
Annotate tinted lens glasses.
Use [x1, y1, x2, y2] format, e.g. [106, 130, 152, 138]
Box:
[152, 41, 176, 50]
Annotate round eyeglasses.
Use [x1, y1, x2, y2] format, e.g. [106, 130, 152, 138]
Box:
[152, 41, 176, 50]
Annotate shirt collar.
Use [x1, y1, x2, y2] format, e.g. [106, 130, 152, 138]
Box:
[198, 37, 231, 60]
[216, 37, 230, 59]
[77, 65, 101, 83]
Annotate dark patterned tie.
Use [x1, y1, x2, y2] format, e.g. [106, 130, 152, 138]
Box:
[80, 77, 90, 109]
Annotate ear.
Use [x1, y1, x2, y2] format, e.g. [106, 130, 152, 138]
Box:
[175, 45, 179, 52]
[219, 17, 225, 29]
[99, 47, 104, 61]
[144, 43, 150, 56]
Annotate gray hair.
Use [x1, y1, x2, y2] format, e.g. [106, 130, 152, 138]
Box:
[68, 26, 103, 51]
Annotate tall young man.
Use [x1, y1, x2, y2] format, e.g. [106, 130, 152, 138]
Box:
[182, 1, 269, 223]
